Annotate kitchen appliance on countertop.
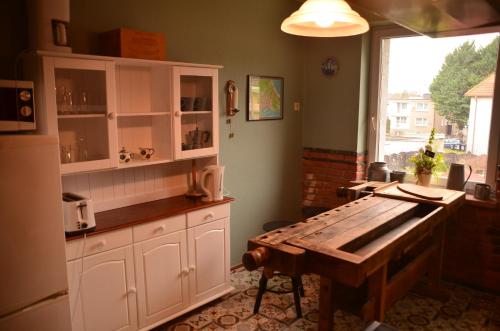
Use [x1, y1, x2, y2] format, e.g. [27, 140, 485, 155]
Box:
[200, 165, 225, 202]
[0, 80, 36, 132]
[0, 135, 71, 330]
[62, 192, 96, 235]
[446, 163, 472, 191]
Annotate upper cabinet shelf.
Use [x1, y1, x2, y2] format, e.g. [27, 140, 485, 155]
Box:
[117, 112, 170, 117]
[31, 52, 221, 175]
[179, 111, 212, 115]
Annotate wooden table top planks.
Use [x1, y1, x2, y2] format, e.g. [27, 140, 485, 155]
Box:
[247, 195, 447, 286]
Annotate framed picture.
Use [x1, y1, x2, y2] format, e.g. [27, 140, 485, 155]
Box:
[247, 75, 284, 121]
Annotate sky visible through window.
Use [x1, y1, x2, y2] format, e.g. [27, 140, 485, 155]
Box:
[388, 34, 498, 94]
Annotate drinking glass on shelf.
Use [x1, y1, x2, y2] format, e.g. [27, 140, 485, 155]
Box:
[57, 86, 67, 113]
[60, 145, 72, 163]
[66, 91, 73, 112]
[77, 137, 88, 161]
[80, 92, 88, 112]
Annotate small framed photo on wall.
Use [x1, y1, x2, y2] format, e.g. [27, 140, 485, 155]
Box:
[247, 75, 284, 121]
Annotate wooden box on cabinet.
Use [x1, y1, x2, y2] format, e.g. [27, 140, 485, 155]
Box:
[100, 28, 166, 61]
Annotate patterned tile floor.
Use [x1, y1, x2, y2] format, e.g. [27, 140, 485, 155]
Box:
[156, 267, 500, 331]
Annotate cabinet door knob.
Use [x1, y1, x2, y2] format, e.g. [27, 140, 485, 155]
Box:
[108, 112, 116, 119]
[127, 287, 137, 296]
[175, 111, 182, 117]
[189, 265, 196, 271]
[96, 240, 106, 249]
[204, 212, 215, 220]
[154, 225, 166, 233]
[181, 268, 189, 276]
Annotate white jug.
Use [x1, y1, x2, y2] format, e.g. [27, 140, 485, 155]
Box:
[200, 165, 225, 202]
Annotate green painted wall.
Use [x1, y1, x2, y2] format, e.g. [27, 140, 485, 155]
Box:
[0, 0, 372, 266]
[69, 0, 305, 266]
[302, 34, 369, 153]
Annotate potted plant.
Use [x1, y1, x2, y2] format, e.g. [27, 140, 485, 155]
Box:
[409, 128, 443, 186]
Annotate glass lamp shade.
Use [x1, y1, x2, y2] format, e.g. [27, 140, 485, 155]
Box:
[281, 0, 369, 37]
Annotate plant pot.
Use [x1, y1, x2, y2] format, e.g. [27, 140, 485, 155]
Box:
[416, 173, 432, 187]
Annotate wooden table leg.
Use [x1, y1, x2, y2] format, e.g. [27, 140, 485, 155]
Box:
[413, 221, 450, 301]
[428, 221, 445, 289]
[367, 264, 388, 322]
[318, 276, 335, 331]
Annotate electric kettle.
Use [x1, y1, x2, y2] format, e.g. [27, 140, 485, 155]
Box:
[200, 165, 225, 202]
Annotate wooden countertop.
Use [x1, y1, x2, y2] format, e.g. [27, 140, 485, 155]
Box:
[66, 196, 234, 241]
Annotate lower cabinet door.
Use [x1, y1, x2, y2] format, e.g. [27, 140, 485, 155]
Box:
[134, 230, 189, 328]
[187, 218, 230, 304]
[67, 259, 84, 331]
[77, 246, 137, 331]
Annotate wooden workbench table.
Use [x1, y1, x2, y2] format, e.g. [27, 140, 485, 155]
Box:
[243, 184, 465, 331]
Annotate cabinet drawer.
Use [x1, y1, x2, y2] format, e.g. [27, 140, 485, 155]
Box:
[66, 228, 133, 261]
[133, 214, 186, 242]
[187, 203, 230, 228]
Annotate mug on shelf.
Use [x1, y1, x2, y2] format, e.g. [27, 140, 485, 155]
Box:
[390, 170, 406, 183]
[181, 97, 193, 111]
[139, 147, 155, 160]
[193, 97, 206, 111]
[474, 183, 491, 201]
[119, 147, 131, 163]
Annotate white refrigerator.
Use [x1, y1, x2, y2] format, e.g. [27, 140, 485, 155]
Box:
[0, 135, 71, 330]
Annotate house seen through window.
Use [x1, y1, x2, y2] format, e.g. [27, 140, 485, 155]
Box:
[373, 31, 499, 186]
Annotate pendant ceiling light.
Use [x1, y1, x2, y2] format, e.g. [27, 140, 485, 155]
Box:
[281, 0, 369, 37]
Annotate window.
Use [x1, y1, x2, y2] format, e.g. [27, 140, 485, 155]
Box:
[415, 118, 428, 126]
[368, 26, 500, 189]
[416, 103, 428, 111]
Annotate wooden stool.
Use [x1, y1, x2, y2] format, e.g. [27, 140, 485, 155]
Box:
[254, 220, 305, 318]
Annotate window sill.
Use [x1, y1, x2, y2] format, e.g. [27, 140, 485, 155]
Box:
[465, 194, 498, 209]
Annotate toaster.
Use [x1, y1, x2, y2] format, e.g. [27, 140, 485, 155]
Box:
[63, 192, 96, 235]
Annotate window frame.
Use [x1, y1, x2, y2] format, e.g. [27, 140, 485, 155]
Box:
[367, 25, 500, 190]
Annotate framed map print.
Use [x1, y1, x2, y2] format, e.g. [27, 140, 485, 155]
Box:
[247, 75, 284, 121]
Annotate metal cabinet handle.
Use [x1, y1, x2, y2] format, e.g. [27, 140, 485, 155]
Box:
[204, 212, 215, 220]
[127, 287, 137, 296]
[189, 265, 196, 271]
[181, 268, 189, 276]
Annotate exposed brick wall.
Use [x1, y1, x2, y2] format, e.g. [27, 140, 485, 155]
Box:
[443, 203, 500, 293]
[303, 147, 367, 208]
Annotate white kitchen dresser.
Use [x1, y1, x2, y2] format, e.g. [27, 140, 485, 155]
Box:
[65, 197, 233, 331]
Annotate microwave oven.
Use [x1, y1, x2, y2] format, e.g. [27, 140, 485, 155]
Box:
[0, 80, 36, 132]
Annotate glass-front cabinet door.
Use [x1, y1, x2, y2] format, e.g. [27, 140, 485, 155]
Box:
[172, 66, 219, 160]
[42, 57, 118, 174]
